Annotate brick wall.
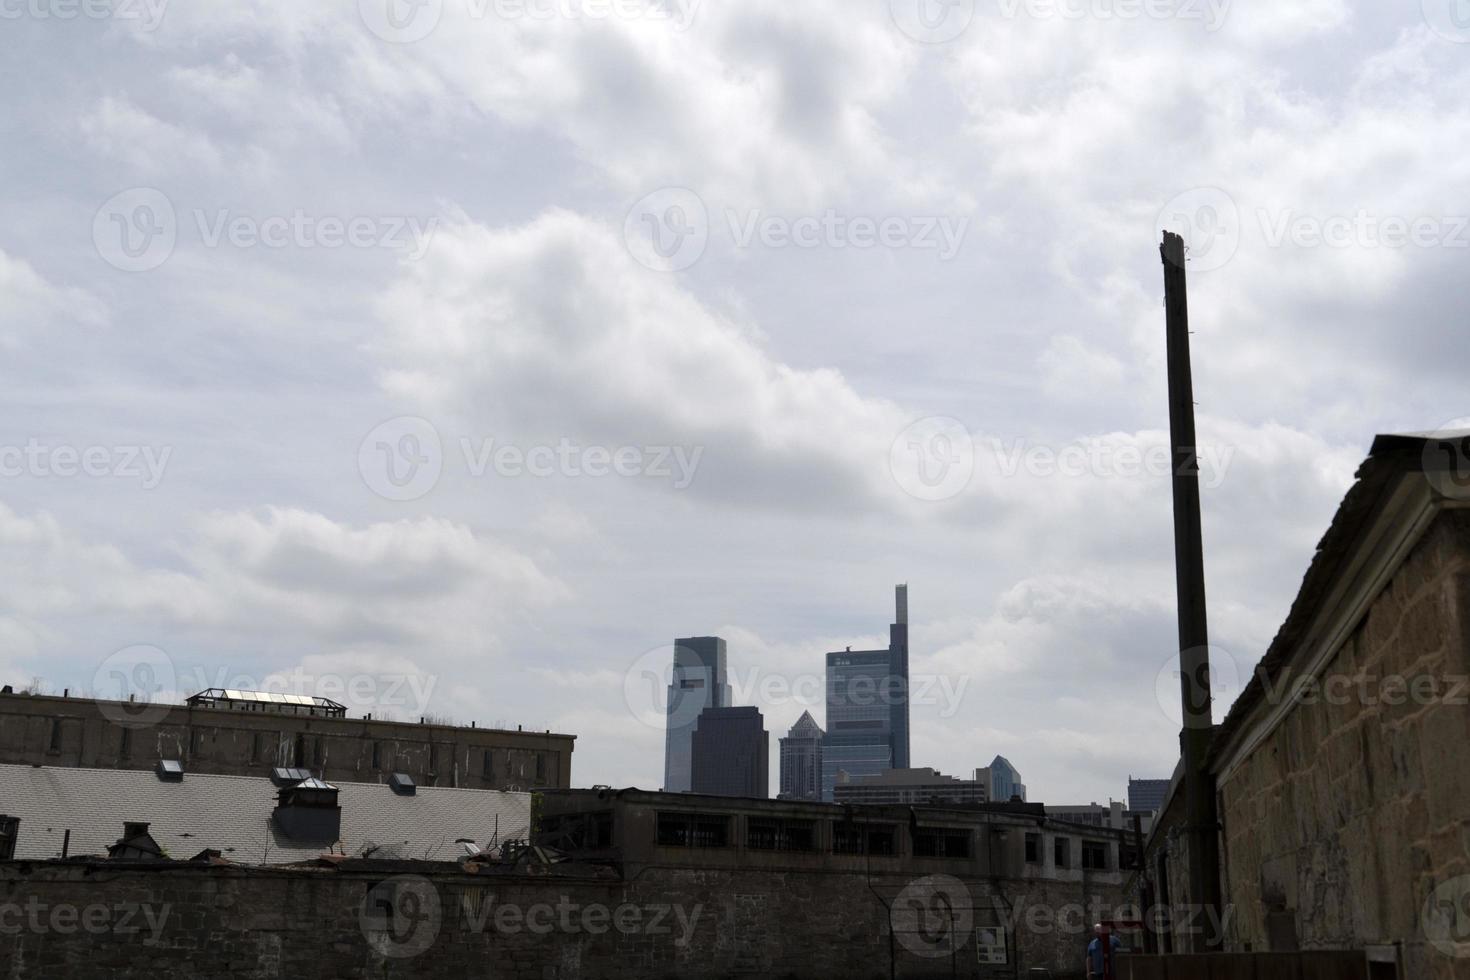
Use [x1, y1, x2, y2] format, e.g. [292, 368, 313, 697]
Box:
[0, 859, 1127, 979]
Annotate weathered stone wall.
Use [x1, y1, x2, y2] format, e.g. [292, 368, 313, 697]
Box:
[0, 860, 1128, 979]
[0, 692, 574, 791]
[1217, 508, 1470, 978]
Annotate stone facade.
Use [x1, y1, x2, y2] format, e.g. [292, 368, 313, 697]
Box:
[1216, 508, 1470, 978]
[0, 691, 574, 792]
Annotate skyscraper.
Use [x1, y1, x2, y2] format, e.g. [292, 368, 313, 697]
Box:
[1128, 776, 1170, 814]
[778, 710, 824, 801]
[820, 585, 911, 800]
[662, 637, 731, 793]
[984, 755, 1027, 802]
[690, 706, 768, 798]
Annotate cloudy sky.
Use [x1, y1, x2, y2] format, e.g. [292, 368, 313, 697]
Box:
[1, 0, 1466, 804]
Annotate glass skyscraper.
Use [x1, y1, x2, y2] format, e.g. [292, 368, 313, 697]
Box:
[820, 585, 910, 801]
[662, 636, 731, 793]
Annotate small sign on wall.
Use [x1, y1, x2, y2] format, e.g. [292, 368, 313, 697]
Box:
[975, 925, 1008, 965]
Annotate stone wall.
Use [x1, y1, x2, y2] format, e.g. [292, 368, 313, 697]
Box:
[1216, 508, 1470, 978]
[0, 692, 574, 791]
[0, 859, 1128, 979]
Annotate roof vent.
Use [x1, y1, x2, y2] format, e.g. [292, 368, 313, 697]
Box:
[156, 759, 183, 782]
[272, 778, 341, 842]
[270, 766, 311, 786]
[388, 772, 416, 796]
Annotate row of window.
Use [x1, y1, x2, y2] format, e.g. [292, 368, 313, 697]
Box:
[652, 813, 1115, 870]
[1024, 832, 1112, 870]
[655, 813, 1033, 862]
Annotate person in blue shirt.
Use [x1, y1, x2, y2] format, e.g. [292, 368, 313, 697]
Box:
[1086, 923, 1122, 979]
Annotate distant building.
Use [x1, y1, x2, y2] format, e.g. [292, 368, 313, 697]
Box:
[820, 585, 910, 800]
[1127, 776, 1169, 814]
[979, 755, 1027, 802]
[778, 710, 824, 801]
[1047, 800, 1154, 835]
[690, 706, 768, 798]
[662, 637, 731, 793]
[0, 688, 573, 792]
[832, 767, 989, 806]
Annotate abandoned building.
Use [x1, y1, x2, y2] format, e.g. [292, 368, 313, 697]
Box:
[0, 686, 574, 791]
[1128, 431, 1470, 980]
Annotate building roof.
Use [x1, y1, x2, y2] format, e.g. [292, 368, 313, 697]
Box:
[1207, 430, 1464, 767]
[784, 710, 824, 738]
[0, 764, 530, 864]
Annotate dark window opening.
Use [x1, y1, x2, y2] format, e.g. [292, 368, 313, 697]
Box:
[1082, 840, 1109, 871]
[1025, 833, 1040, 864]
[313, 736, 323, 766]
[1054, 837, 1070, 868]
[537, 812, 613, 851]
[119, 728, 132, 759]
[832, 823, 897, 856]
[656, 812, 729, 848]
[746, 818, 815, 852]
[293, 733, 306, 768]
[481, 749, 493, 780]
[48, 719, 61, 752]
[0, 816, 17, 859]
[913, 829, 971, 859]
[536, 752, 548, 783]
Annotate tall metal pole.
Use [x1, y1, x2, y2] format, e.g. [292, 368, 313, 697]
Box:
[1160, 231, 1223, 952]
